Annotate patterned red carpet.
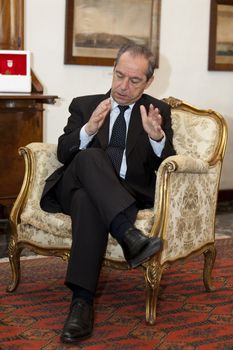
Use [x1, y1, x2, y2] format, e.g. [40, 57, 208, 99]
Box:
[0, 238, 233, 350]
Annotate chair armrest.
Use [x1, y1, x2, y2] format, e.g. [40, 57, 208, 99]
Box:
[10, 142, 59, 227]
[25, 142, 60, 179]
[153, 155, 209, 220]
[151, 155, 216, 241]
[151, 154, 221, 262]
[159, 155, 209, 174]
[26, 142, 57, 156]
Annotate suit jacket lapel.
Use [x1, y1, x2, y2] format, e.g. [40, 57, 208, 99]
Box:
[126, 96, 148, 157]
[96, 93, 149, 152]
[95, 90, 111, 149]
[96, 112, 110, 149]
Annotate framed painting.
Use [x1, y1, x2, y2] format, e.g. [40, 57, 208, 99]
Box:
[208, 0, 233, 71]
[64, 0, 161, 66]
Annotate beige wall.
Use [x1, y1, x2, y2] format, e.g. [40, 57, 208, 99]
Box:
[25, 0, 233, 189]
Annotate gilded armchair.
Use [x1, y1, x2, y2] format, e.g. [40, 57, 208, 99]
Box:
[8, 97, 227, 325]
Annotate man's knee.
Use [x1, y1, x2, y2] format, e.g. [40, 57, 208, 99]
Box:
[74, 148, 105, 164]
[73, 149, 110, 173]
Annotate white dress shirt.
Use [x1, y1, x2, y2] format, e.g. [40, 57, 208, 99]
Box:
[79, 98, 165, 179]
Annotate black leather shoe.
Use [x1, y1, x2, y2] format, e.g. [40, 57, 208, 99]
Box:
[121, 227, 163, 268]
[61, 298, 94, 344]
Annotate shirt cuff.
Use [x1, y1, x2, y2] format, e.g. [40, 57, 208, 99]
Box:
[149, 135, 166, 157]
[79, 124, 96, 149]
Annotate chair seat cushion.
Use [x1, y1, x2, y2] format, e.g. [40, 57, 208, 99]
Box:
[20, 205, 154, 261]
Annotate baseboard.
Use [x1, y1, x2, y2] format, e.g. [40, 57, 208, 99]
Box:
[218, 189, 233, 202]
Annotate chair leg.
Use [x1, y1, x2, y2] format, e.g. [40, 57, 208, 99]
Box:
[203, 244, 216, 292]
[144, 260, 162, 325]
[7, 236, 22, 292]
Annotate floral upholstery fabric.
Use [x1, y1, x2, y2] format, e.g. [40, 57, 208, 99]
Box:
[19, 143, 155, 261]
[18, 106, 222, 264]
[171, 110, 219, 161]
[157, 160, 221, 264]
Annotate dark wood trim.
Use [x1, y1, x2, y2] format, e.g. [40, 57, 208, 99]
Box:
[218, 189, 233, 201]
[0, 94, 58, 104]
[64, 0, 74, 64]
[0, 0, 24, 50]
[208, 0, 233, 71]
[208, 0, 218, 70]
[31, 70, 43, 93]
[19, 0, 24, 49]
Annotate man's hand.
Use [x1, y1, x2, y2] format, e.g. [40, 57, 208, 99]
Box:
[85, 98, 112, 135]
[140, 104, 165, 141]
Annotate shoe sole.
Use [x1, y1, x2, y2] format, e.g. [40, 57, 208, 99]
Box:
[61, 332, 92, 344]
[127, 239, 162, 268]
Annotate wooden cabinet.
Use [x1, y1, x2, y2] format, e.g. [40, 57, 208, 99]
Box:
[0, 0, 58, 219]
[0, 75, 58, 218]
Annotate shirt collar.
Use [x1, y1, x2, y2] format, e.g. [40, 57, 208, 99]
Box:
[110, 96, 135, 111]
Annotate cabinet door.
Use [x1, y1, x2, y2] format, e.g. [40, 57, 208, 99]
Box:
[0, 0, 24, 49]
[0, 101, 43, 209]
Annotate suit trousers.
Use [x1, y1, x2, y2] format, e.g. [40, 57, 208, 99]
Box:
[55, 148, 136, 293]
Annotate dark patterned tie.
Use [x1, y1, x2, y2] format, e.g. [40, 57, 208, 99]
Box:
[107, 105, 129, 173]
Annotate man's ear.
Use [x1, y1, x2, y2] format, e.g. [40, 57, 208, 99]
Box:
[145, 75, 154, 89]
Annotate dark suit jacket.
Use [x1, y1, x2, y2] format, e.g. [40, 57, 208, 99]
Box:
[40, 91, 176, 212]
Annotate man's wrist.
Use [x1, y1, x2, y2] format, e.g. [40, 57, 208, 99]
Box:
[150, 132, 165, 142]
[79, 125, 96, 149]
[84, 124, 95, 136]
[154, 135, 164, 142]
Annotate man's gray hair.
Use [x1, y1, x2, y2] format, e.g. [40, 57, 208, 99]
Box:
[115, 43, 156, 81]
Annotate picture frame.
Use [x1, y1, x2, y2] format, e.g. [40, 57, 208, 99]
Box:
[64, 0, 161, 67]
[208, 0, 233, 71]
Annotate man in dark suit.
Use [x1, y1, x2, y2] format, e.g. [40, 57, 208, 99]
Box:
[40, 43, 176, 344]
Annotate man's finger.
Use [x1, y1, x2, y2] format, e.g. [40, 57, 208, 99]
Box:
[140, 105, 148, 119]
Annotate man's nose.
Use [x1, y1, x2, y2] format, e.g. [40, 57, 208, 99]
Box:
[120, 78, 130, 90]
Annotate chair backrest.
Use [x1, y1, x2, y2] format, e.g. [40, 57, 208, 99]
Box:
[164, 97, 227, 164]
[19, 143, 60, 212]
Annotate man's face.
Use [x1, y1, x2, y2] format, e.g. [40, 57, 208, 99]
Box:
[111, 52, 154, 106]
